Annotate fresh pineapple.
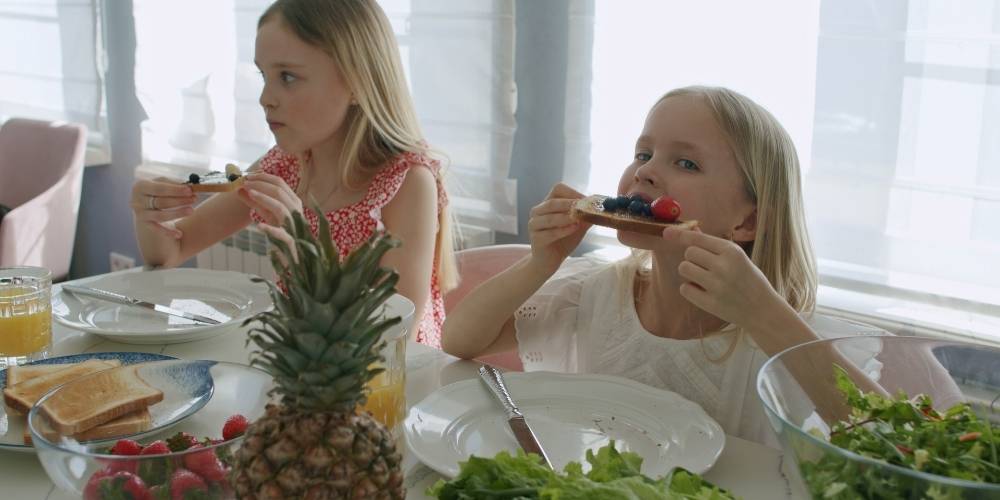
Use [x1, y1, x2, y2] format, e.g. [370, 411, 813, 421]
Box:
[232, 210, 405, 499]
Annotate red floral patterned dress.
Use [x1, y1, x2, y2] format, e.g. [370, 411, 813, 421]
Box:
[250, 146, 448, 348]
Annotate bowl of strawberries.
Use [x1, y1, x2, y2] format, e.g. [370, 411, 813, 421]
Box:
[27, 359, 273, 499]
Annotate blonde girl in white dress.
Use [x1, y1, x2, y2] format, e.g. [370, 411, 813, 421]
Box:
[442, 86, 885, 447]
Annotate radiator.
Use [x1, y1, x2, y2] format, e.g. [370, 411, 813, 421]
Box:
[196, 226, 276, 282]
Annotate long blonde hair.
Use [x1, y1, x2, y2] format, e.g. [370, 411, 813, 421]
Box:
[259, 0, 458, 291]
[619, 85, 817, 335]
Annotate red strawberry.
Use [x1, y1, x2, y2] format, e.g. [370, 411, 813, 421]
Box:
[222, 414, 248, 440]
[84, 470, 151, 500]
[83, 469, 114, 500]
[170, 468, 208, 500]
[183, 444, 228, 483]
[167, 432, 200, 452]
[139, 440, 170, 456]
[650, 196, 681, 222]
[110, 439, 143, 456]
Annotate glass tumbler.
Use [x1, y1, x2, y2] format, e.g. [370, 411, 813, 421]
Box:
[0, 266, 53, 369]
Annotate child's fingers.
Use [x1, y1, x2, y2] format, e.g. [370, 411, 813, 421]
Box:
[258, 223, 297, 264]
[528, 212, 577, 232]
[546, 182, 585, 200]
[245, 189, 291, 226]
[530, 198, 577, 217]
[678, 228, 733, 254]
[683, 245, 719, 271]
[679, 282, 715, 312]
[139, 206, 194, 223]
[242, 180, 299, 212]
[677, 260, 717, 292]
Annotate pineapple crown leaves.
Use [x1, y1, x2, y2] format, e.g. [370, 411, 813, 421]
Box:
[243, 207, 402, 412]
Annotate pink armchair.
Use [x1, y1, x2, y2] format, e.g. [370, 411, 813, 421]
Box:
[0, 118, 87, 281]
[445, 244, 530, 371]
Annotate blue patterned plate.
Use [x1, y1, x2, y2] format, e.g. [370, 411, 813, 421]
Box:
[0, 352, 217, 453]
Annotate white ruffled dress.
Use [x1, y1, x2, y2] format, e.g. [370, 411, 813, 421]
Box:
[513, 256, 885, 447]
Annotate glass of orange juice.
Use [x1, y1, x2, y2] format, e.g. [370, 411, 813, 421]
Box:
[360, 323, 406, 436]
[0, 267, 52, 369]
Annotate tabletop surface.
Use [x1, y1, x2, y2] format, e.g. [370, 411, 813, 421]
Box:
[0, 272, 808, 499]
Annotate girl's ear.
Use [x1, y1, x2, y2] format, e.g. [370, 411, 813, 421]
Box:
[731, 208, 757, 243]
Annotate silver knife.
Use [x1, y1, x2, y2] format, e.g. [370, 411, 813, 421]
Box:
[62, 285, 222, 325]
[478, 365, 553, 468]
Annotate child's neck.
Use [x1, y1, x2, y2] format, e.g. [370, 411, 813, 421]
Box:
[634, 254, 728, 340]
[300, 135, 366, 212]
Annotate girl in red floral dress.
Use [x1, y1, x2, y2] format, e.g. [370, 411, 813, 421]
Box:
[130, 0, 457, 347]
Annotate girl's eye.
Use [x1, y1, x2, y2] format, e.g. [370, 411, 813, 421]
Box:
[280, 71, 297, 84]
[678, 158, 699, 171]
[635, 152, 652, 162]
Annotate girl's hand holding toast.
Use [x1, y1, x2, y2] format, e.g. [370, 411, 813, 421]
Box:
[238, 172, 303, 262]
[130, 178, 196, 239]
[237, 172, 303, 227]
[664, 226, 785, 329]
[528, 183, 591, 274]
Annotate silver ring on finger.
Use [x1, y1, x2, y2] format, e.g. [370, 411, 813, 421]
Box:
[147, 195, 158, 211]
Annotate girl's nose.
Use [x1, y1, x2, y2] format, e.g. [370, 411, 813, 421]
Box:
[633, 163, 657, 187]
[259, 85, 277, 109]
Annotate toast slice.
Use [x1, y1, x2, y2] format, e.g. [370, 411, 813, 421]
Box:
[39, 364, 163, 435]
[186, 163, 245, 192]
[3, 359, 122, 415]
[571, 195, 699, 236]
[24, 408, 152, 445]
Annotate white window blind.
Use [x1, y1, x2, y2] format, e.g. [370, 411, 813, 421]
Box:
[581, 0, 1000, 337]
[132, 0, 517, 233]
[809, 0, 1000, 311]
[0, 0, 108, 161]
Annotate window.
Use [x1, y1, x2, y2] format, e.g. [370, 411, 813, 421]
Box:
[582, 1, 1000, 338]
[0, 0, 108, 163]
[132, 0, 517, 233]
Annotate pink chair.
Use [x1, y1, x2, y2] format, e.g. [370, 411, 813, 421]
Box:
[0, 118, 87, 281]
[445, 244, 530, 371]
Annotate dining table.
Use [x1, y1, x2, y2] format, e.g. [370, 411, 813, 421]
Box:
[0, 269, 809, 499]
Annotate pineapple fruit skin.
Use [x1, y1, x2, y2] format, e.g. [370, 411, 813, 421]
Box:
[232, 404, 404, 499]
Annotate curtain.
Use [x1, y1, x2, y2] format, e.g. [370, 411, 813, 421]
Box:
[132, 0, 518, 234]
[0, 0, 108, 160]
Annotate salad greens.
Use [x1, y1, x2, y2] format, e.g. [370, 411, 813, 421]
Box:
[428, 441, 735, 500]
[798, 365, 1000, 499]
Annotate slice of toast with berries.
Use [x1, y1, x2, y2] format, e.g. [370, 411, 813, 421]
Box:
[571, 194, 699, 236]
[186, 163, 246, 193]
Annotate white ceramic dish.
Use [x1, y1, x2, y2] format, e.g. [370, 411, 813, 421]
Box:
[0, 352, 177, 452]
[52, 268, 272, 344]
[405, 371, 725, 478]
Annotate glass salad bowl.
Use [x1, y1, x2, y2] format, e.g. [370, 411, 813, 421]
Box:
[757, 335, 1000, 499]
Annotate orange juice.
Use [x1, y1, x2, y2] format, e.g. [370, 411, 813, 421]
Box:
[0, 286, 52, 356]
[361, 371, 405, 429]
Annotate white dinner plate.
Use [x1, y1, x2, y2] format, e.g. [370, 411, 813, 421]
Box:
[405, 371, 725, 478]
[53, 268, 272, 344]
[0, 352, 179, 452]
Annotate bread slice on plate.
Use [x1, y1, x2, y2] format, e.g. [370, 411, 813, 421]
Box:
[3, 359, 122, 415]
[39, 364, 164, 435]
[186, 163, 246, 193]
[24, 408, 152, 445]
[571, 195, 699, 236]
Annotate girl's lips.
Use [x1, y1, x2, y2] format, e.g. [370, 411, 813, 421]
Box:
[625, 192, 654, 203]
[267, 121, 285, 131]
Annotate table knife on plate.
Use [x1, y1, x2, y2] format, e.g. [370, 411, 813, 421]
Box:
[62, 285, 222, 325]
[478, 364, 553, 468]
